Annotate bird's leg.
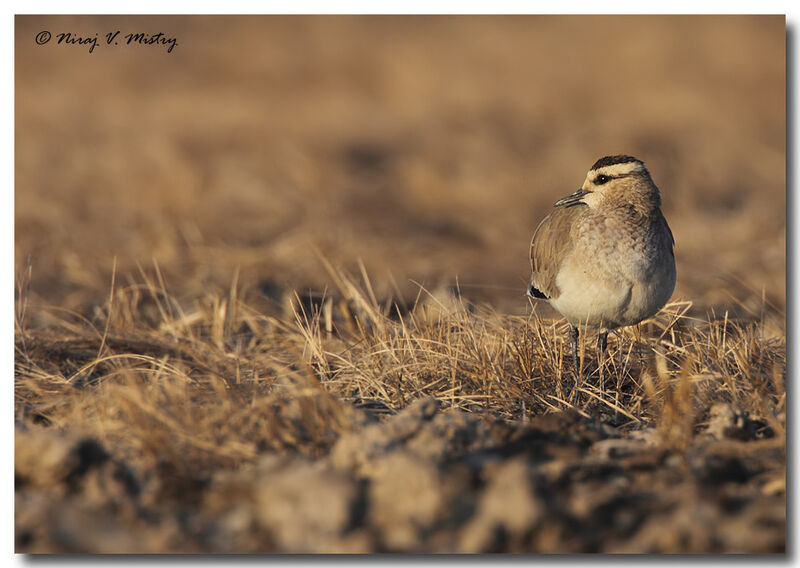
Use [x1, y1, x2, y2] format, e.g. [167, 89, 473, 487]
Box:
[569, 324, 580, 400]
[597, 330, 608, 397]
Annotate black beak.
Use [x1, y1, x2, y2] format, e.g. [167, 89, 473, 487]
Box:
[553, 188, 591, 208]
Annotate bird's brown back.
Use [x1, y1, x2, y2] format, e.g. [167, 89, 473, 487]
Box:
[529, 204, 586, 300]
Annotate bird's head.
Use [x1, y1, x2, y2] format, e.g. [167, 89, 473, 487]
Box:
[554, 155, 661, 214]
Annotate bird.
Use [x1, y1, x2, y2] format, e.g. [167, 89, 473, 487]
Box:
[527, 154, 676, 397]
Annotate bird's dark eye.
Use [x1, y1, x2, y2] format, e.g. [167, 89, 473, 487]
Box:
[594, 174, 611, 185]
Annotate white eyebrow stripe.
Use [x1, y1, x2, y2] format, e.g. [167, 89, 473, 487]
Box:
[591, 161, 645, 177]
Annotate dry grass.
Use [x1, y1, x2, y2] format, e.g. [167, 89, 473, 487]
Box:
[15, 258, 785, 472]
[14, 260, 786, 552]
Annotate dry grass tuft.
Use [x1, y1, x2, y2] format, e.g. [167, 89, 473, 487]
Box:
[16, 260, 785, 457]
[14, 263, 785, 552]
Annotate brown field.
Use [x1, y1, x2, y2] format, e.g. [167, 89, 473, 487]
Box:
[15, 15, 785, 553]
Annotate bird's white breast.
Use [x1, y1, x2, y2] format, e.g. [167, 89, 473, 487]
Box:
[551, 213, 675, 331]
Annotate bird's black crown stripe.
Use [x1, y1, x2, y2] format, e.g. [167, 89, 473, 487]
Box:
[590, 155, 641, 170]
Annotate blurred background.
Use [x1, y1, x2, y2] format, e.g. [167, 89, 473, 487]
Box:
[15, 15, 785, 322]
